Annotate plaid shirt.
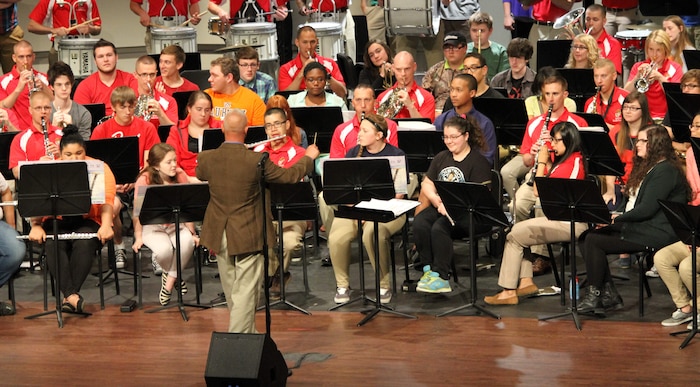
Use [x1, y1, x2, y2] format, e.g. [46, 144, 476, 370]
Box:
[0, 5, 17, 34]
[238, 71, 277, 104]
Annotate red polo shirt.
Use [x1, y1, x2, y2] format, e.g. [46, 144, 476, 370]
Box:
[0, 66, 50, 130]
[583, 87, 628, 128]
[597, 30, 623, 74]
[278, 54, 345, 91]
[376, 82, 436, 122]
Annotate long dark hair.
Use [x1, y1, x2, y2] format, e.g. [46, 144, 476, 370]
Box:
[363, 40, 394, 79]
[138, 143, 178, 186]
[59, 125, 85, 151]
[444, 115, 484, 152]
[548, 122, 585, 176]
[626, 125, 687, 197]
[616, 91, 653, 156]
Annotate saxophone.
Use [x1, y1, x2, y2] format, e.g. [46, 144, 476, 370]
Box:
[134, 82, 155, 121]
[526, 104, 553, 186]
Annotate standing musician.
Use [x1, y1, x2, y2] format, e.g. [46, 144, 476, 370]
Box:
[133, 55, 178, 128]
[603, 0, 638, 36]
[28, 126, 115, 314]
[196, 109, 319, 333]
[295, 0, 355, 61]
[376, 51, 435, 121]
[0, 40, 49, 131]
[623, 30, 683, 122]
[154, 44, 200, 96]
[585, 4, 622, 75]
[9, 91, 62, 179]
[528, 0, 582, 70]
[130, 0, 201, 27]
[208, 0, 289, 24]
[279, 25, 346, 99]
[48, 61, 92, 140]
[205, 57, 266, 126]
[28, 0, 101, 39]
[584, 58, 628, 131]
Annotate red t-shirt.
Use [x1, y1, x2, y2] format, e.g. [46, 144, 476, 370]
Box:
[9, 125, 63, 169]
[166, 115, 221, 176]
[254, 136, 306, 168]
[210, 0, 287, 22]
[602, 0, 638, 9]
[154, 76, 199, 96]
[329, 115, 399, 158]
[0, 66, 50, 130]
[583, 87, 628, 128]
[279, 54, 345, 91]
[548, 151, 586, 179]
[532, 0, 569, 22]
[90, 117, 160, 169]
[628, 59, 683, 120]
[597, 30, 623, 74]
[376, 82, 436, 122]
[309, 0, 348, 12]
[132, 0, 198, 17]
[29, 0, 101, 38]
[520, 109, 588, 155]
[144, 90, 179, 128]
[73, 70, 139, 117]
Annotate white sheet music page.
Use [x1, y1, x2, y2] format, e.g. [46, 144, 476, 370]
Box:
[355, 198, 420, 217]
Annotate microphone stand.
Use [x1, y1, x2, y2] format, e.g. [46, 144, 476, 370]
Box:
[259, 152, 272, 335]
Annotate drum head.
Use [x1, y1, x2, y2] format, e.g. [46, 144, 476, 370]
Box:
[302, 22, 342, 33]
[232, 22, 276, 31]
[615, 29, 652, 39]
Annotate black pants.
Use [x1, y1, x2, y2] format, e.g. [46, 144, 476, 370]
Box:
[580, 226, 646, 288]
[44, 217, 101, 298]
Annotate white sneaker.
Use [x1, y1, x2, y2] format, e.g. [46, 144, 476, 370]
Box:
[115, 249, 127, 269]
[661, 308, 693, 327]
[646, 265, 659, 278]
[334, 287, 350, 304]
[152, 257, 163, 276]
[379, 288, 392, 303]
[687, 314, 700, 330]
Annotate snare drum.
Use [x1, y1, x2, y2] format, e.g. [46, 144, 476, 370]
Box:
[616, 29, 652, 52]
[151, 16, 185, 28]
[305, 22, 344, 59]
[208, 16, 230, 36]
[229, 22, 279, 61]
[58, 38, 100, 78]
[385, 0, 437, 36]
[150, 26, 197, 54]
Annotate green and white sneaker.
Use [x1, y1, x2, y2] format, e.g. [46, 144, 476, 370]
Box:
[416, 272, 452, 293]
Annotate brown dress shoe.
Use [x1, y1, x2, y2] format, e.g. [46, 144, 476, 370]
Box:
[516, 284, 539, 297]
[484, 294, 519, 305]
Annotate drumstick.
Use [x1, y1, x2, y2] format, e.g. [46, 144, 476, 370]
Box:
[149, 22, 168, 29]
[180, 10, 208, 27]
[50, 17, 100, 38]
[313, 132, 317, 144]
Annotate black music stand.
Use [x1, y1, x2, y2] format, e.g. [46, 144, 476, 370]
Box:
[393, 117, 432, 125]
[324, 159, 416, 326]
[201, 129, 224, 151]
[244, 126, 267, 145]
[172, 91, 194, 121]
[578, 113, 609, 132]
[684, 50, 700, 70]
[537, 40, 571, 70]
[664, 84, 700, 144]
[258, 182, 317, 315]
[557, 68, 596, 112]
[85, 137, 143, 286]
[157, 125, 171, 143]
[140, 183, 211, 321]
[83, 103, 106, 130]
[473, 98, 529, 167]
[397, 131, 446, 173]
[291, 106, 343, 153]
[0, 132, 18, 180]
[21, 162, 92, 328]
[433, 181, 510, 319]
[536, 178, 610, 330]
[659, 200, 700, 349]
[578, 129, 625, 177]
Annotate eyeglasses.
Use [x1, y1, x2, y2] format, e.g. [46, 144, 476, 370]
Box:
[682, 83, 700, 90]
[264, 120, 287, 130]
[463, 65, 484, 73]
[32, 106, 51, 112]
[551, 137, 564, 144]
[137, 72, 157, 79]
[622, 105, 641, 111]
[571, 45, 588, 51]
[443, 45, 464, 52]
[442, 134, 464, 141]
[238, 63, 258, 68]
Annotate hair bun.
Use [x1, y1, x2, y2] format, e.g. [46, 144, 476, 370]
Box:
[62, 124, 79, 136]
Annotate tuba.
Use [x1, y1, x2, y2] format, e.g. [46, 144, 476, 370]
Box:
[135, 82, 155, 121]
[553, 8, 585, 40]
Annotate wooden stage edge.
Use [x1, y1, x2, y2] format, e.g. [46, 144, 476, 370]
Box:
[3, 302, 700, 386]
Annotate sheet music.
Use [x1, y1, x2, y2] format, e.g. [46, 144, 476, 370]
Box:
[133, 184, 146, 217]
[355, 198, 419, 217]
[18, 160, 105, 204]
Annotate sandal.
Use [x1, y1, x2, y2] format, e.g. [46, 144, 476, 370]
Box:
[76, 294, 85, 313]
[179, 280, 188, 295]
[61, 302, 76, 313]
[160, 273, 171, 305]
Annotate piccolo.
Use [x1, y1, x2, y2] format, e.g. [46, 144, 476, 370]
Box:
[17, 232, 98, 240]
[246, 135, 287, 148]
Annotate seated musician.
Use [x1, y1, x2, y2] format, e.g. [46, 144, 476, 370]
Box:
[358, 40, 395, 90]
[167, 91, 221, 180]
[279, 26, 347, 99]
[91, 86, 160, 270]
[585, 4, 622, 75]
[524, 67, 577, 120]
[328, 113, 406, 304]
[466, 12, 509, 83]
[491, 38, 536, 99]
[376, 51, 435, 121]
[28, 126, 115, 314]
[0, 172, 25, 316]
[465, 53, 505, 99]
[155, 44, 200, 96]
[286, 62, 348, 110]
[485, 122, 588, 305]
[583, 59, 628, 132]
[133, 55, 178, 128]
[48, 61, 92, 140]
[236, 46, 276, 104]
[434, 74, 497, 165]
[421, 31, 468, 112]
[132, 143, 198, 306]
[579, 125, 688, 316]
[205, 57, 266, 126]
[564, 34, 599, 69]
[412, 116, 492, 294]
[654, 111, 700, 328]
[266, 95, 307, 148]
[253, 108, 307, 300]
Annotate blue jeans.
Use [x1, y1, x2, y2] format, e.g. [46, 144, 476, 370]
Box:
[0, 221, 25, 287]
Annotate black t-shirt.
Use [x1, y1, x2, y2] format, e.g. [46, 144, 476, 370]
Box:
[427, 149, 492, 190]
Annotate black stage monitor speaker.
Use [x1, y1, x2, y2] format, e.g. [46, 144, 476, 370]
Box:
[204, 332, 288, 387]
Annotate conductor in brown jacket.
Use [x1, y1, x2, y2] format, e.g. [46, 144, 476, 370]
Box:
[197, 109, 319, 333]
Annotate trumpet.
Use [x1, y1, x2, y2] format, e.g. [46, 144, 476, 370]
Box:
[382, 61, 395, 89]
[635, 61, 657, 93]
[41, 117, 54, 160]
[526, 104, 553, 186]
[25, 64, 40, 96]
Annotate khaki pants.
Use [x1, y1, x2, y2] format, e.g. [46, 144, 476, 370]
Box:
[0, 26, 23, 74]
[655, 241, 700, 309]
[269, 220, 306, 275]
[365, 6, 386, 44]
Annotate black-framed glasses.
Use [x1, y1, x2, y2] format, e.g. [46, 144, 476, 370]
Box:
[264, 120, 287, 130]
[622, 105, 641, 111]
[442, 134, 464, 141]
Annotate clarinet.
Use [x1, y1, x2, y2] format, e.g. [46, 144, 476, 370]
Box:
[41, 117, 53, 160]
[526, 104, 553, 186]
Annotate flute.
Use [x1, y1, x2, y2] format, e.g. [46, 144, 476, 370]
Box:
[246, 135, 287, 148]
[17, 232, 98, 240]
